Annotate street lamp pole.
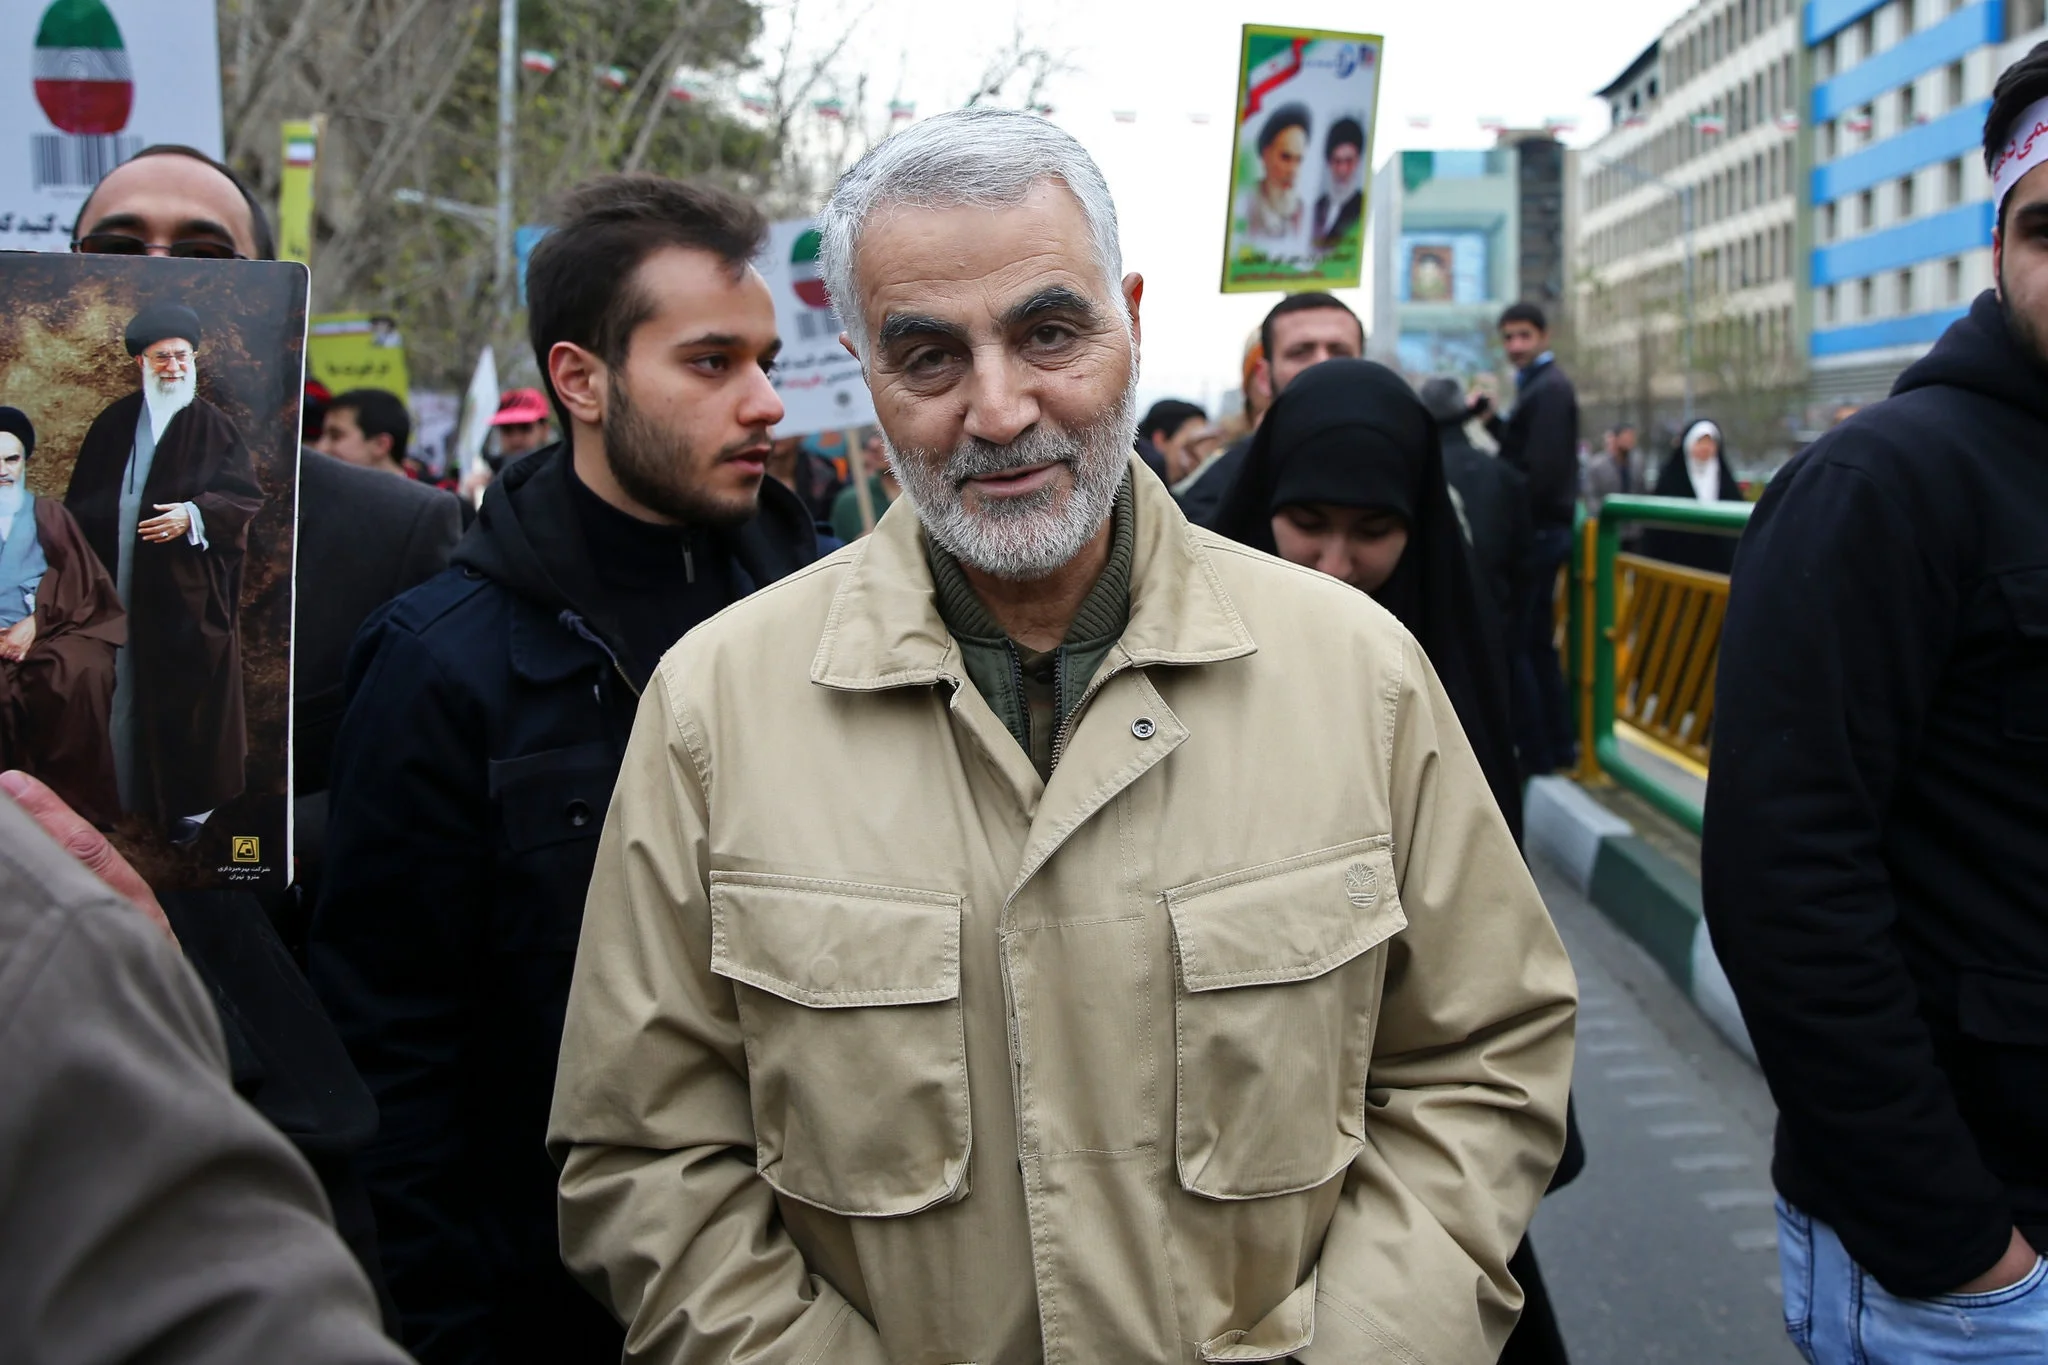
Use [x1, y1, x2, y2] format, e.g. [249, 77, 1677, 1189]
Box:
[1592, 153, 1697, 428]
[495, 0, 517, 327]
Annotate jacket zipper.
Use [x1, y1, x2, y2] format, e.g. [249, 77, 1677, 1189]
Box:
[1050, 652, 1124, 772]
[1005, 641, 1029, 755]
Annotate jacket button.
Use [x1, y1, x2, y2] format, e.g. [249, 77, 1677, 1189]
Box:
[1131, 717, 1157, 740]
[566, 799, 592, 828]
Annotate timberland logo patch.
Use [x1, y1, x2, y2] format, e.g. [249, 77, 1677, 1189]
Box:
[1344, 862, 1378, 909]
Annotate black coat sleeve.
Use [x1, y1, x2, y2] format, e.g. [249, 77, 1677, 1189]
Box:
[310, 611, 496, 1363]
[1701, 447, 2015, 1296]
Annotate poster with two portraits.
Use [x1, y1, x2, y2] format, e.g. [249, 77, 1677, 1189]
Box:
[0, 252, 305, 893]
[1220, 24, 1384, 294]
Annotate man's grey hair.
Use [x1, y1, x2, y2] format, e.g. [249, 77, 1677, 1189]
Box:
[818, 107, 1125, 359]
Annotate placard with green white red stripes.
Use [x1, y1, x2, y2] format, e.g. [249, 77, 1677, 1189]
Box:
[1220, 23, 1383, 295]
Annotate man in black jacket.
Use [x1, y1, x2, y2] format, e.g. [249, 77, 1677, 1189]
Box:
[1475, 301, 1579, 776]
[311, 176, 815, 1365]
[1419, 376, 1531, 639]
[1704, 48, 2048, 1362]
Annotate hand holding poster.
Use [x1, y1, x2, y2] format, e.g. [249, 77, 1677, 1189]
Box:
[0, 253, 306, 892]
[1220, 25, 1383, 294]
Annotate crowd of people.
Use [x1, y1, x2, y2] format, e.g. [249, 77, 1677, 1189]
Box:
[5, 38, 2048, 1365]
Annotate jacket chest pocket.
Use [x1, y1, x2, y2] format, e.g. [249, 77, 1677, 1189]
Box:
[1998, 569, 2048, 743]
[1165, 837, 1406, 1200]
[709, 871, 970, 1217]
[488, 742, 618, 952]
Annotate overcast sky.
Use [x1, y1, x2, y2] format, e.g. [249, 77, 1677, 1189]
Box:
[771, 0, 1672, 411]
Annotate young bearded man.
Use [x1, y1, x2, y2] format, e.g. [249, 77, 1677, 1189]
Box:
[1705, 43, 2048, 1363]
[549, 107, 1573, 1365]
[1176, 290, 1364, 527]
[311, 175, 816, 1365]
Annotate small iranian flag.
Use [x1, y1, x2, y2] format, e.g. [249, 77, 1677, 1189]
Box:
[1112, 109, 1137, 123]
[812, 97, 845, 120]
[596, 65, 629, 92]
[740, 91, 772, 115]
[667, 72, 704, 103]
[1775, 112, 1801, 132]
[889, 99, 916, 120]
[1242, 37, 1305, 117]
[790, 228, 831, 310]
[1845, 112, 1874, 133]
[520, 50, 558, 75]
[1693, 113, 1727, 136]
[34, 0, 133, 136]
[285, 136, 317, 167]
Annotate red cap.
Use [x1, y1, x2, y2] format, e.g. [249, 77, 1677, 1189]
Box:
[491, 388, 550, 426]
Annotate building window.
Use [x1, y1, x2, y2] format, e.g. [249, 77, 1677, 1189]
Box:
[1946, 257, 1964, 303]
[1901, 82, 1917, 128]
[1860, 189, 1876, 229]
[2012, 0, 2047, 38]
[1857, 14, 1876, 62]
[1947, 157, 1966, 205]
[1859, 277, 1876, 317]
[1902, 0, 1917, 35]
[1824, 284, 1838, 322]
[1948, 61, 1966, 109]
[1823, 120, 1838, 160]
[1899, 173, 1916, 220]
[1898, 268, 1915, 314]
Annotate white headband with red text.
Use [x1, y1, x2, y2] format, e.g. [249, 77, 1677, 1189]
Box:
[1992, 94, 2048, 220]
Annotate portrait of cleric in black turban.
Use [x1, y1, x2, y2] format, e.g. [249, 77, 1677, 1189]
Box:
[63, 302, 265, 844]
[0, 251, 306, 890]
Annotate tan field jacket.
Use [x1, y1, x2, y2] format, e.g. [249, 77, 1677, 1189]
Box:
[550, 462, 1577, 1364]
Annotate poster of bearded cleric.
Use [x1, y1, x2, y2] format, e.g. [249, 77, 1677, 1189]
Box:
[1219, 25, 1383, 294]
[0, 253, 306, 892]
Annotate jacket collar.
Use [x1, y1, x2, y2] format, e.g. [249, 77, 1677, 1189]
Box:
[810, 458, 1256, 693]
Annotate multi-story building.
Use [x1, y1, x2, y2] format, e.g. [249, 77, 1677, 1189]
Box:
[1368, 132, 1573, 384]
[1805, 0, 2048, 405]
[1575, 0, 1805, 455]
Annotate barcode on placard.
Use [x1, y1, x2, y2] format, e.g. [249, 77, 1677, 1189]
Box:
[31, 133, 142, 191]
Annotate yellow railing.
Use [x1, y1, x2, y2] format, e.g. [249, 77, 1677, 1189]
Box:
[1611, 554, 1727, 776]
[1569, 495, 1754, 833]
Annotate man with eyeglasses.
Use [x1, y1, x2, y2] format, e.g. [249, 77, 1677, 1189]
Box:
[51, 143, 464, 1330]
[66, 302, 262, 846]
[71, 143, 271, 262]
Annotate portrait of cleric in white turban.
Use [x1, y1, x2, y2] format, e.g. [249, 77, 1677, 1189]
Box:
[0, 253, 307, 891]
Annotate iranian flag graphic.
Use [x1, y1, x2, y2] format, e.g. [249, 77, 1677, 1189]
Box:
[791, 228, 830, 309]
[1242, 36, 1305, 119]
[34, 0, 133, 136]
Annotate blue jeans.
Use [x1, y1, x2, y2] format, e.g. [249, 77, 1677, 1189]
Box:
[1777, 1199, 2048, 1362]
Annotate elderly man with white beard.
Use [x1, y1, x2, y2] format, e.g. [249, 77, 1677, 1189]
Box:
[65, 302, 264, 842]
[550, 108, 1575, 1365]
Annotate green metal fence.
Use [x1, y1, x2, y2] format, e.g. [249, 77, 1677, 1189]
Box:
[1568, 494, 1754, 834]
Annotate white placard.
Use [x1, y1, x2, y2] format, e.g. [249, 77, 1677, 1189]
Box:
[1, 0, 225, 253]
[754, 217, 876, 439]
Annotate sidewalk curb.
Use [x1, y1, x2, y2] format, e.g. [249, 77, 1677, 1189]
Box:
[1526, 777, 1756, 1064]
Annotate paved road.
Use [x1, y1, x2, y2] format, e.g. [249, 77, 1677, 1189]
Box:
[1528, 858, 1802, 1365]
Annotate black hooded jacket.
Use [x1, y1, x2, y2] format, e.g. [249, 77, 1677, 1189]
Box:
[310, 443, 816, 1364]
[1703, 291, 2048, 1297]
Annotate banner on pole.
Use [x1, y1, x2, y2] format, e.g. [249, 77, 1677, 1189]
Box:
[754, 217, 876, 438]
[4, 0, 226, 252]
[307, 313, 410, 404]
[1219, 24, 1383, 295]
[278, 117, 320, 265]
[454, 345, 499, 481]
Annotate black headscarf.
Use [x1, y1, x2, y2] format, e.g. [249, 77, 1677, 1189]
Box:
[1643, 418, 1744, 574]
[1211, 358, 1522, 838]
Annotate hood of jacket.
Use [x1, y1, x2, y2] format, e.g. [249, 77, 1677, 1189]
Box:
[1894, 290, 2048, 425]
[451, 441, 819, 677]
